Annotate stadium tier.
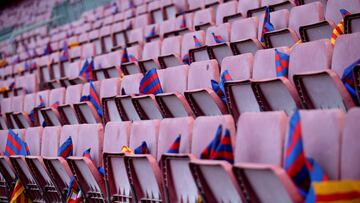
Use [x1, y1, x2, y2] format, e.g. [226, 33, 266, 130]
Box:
[0, 0, 359, 202]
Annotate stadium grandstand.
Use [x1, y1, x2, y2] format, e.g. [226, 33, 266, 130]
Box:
[0, 0, 359, 202]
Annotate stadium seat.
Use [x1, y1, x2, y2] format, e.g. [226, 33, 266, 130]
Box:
[100, 78, 121, 124]
[138, 40, 161, 72]
[193, 8, 215, 31]
[57, 84, 83, 125]
[158, 36, 182, 68]
[216, 1, 238, 24]
[205, 23, 232, 64]
[40, 87, 65, 126]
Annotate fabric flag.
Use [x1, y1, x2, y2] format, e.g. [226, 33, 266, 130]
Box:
[275, 49, 290, 78]
[88, 81, 103, 117]
[211, 128, 234, 164]
[44, 42, 53, 55]
[128, 54, 137, 62]
[341, 58, 360, 103]
[10, 180, 32, 203]
[211, 32, 226, 44]
[305, 158, 329, 202]
[82, 148, 92, 159]
[51, 101, 60, 109]
[166, 135, 181, 154]
[28, 95, 46, 124]
[182, 53, 190, 65]
[139, 68, 164, 95]
[200, 125, 223, 159]
[211, 70, 233, 103]
[284, 110, 311, 195]
[145, 26, 156, 41]
[66, 176, 80, 203]
[57, 136, 73, 158]
[60, 41, 69, 62]
[260, 7, 275, 44]
[331, 9, 351, 45]
[4, 129, 30, 156]
[121, 146, 134, 155]
[121, 88, 127, 96]
[193, 35, 203, 48]
[305, 180, 360, 203]
[79, 58, 94, 82]
[180, 15, 187, 29]
[121, 48, 129, 64]
[134, 141, 150, 154]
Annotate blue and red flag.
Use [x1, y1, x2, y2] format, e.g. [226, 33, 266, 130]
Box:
[211, 70, 233, 103]
[211, 32, 226, 44]
[51, 101, 60, 109]
[145, 26, 156, 41]
[284, 110, 311, 195]
[66, 176, 80, 202]
[275, 49, 290, 78]
[180, 15, 187, 29]
[4, 129, 30, 156]
[166, 135, 181, 154]
[260, 7, 274, 44]
[79, 58, 94, 82]
[128, 54, 137, 62]
[82, 148, 92, 159]
[139, 68, 163, 95]
[60, 41, 69, 62]
[341, 58, 360, 103]
[200, 125, 223, 159]
[340, 8, 351, 18]
[182, 53, 190, 65]
[57, 136, 73, 158]
[212, 128, 234, 164]
[193, 35, 203, 48]
[8, 82, 15, 91]
[44, 42, 53, 55]
[305, 158, 328, 202]
[134, 141, 150, 154]
[28, 95, 46, 124]
[88, 81, 103, 118]
[121, 48, 129, 64]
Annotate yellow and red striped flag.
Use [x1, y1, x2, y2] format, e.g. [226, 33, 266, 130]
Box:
[331, 9, 351, 45]
[10, 180, 32, 203]
[121, 146, 134, 155]
[311, 180, 360, 203]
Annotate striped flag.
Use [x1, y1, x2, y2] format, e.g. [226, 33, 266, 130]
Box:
[10, 180, 32, 203]
[139, 68, 163, 95]
[211, 32, 226, 44]
[182, 53, 190, 65]
[121, 48, 129, 64]
[331, 9, 351, 45]
[145, 26, 157, 41]
[57, 136, 73, 158]
[260, 7, 274, 44]
[341, 58, 360, 103]
[51, 101, 60, 109]
[4, 129, 30, 156]
[193, 35, 203, 48]
[134, 141, 150, 154]
[82, 148, 92, 159]
[66, 176, 80, 203]
[211, 70, 232, 103]
[79, 58, 94, 82]
[200, 125, 222, 159]
[60, 41, 69, 62]
[128, 54, 137, 62]
[88, 81, 103, 118]
[180, 15, 187, 28]
[284, 110, 311, 195]
[44, 42, 52, 55]
[121, 146, 134, 155]
[166, 135, 181, 154]
[275, 49, 290, 78]
[212, 128, 234, 164]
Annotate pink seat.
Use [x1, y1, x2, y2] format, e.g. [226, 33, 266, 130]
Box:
[159, 65, 188, 93]
[193, 8, 215, 31]
[81, 43, 95, 58]
[175, 13, 194, 35]
[341, 108, 360, 180]
[221, 54, 253, 80]
[100, 25, 113, 53]
[62, 60, 82, 86]
[237, 0, 260, 17]
[37, 55, 51, 85]
[121, 73, 143, 95]
[182, 30, 207, 63]
[134, 13, 151, 29]
[139, 40, 161, 72]
[290, 39, 355, 111]
[67, 124, 106, 201]
[158, 36, 182, 68]
[100, 78, 121, 123]
[188, 0, 204, 12]
[325, 0, 360, 25]
[205, 23, 233, 64]
[88, 29, 102, 56]
[216, 1, 239, 24]
[57, 84, 83, 125]
[148, 1, 164, 24]
[40, 87, 65, 126]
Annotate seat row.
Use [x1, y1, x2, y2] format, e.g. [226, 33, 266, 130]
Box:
[0, 109, 359, 202]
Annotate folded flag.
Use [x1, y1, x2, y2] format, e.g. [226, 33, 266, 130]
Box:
[193, 35, 203, 48]
[60, 41, 69, 62]
[82, 148, 92, 159]
[128, 54, 137, 62]
[10, 180, 32, 203]
[211, 70, 232, 103]
[121, 146, 134, 155]
[341, 58, 360, 103]
[331, 9, 351, 45]
[134, 141, 150, 154]
[121, 88, 127, 96]
[200, 125, 223, 159]
[88, 80, 103, 118]
[166, 135, 181, 154]
[57, 136, 73, 158]
[260, 7, 275, 44]
[51, 101, 60, 109]
[79, 58, 94, 82]
[180, 15, 187, 29]
[275, 49, 290, 78]
[28, 95, 46, 124]
[8, 82, 15, 91]
[211, 32, 226, 44]
[44, 42, 53, 55]
[66, 176, 80, 203]
[182, 53, 190, 65]
[139, 68, 164, 95]
[212, 128, 234, 164]
[121, 48, 129, 64]
[284, 110, 311, 195]
[145, 26, 157, 41]
[4, 129, 30, 156]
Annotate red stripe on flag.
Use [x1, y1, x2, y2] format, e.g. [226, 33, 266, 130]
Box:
[316, 191, 360, 201]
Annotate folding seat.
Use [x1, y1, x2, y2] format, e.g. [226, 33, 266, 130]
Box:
[148, 0, 164, 24]
[12, 93, 36, 129]
[134, 13, 151, 28]
[120, 45, 143, 75]
[261, 0, 295, 11]
[122, 119, 165, 202]
[102, 15, 113, 26]
[185, 60, 227, 117]
[111, 22, 128, 51]
[325, 0, 360, 25]
[81, 43, 96, 59]
[35, 90, 50, 126]
[158, 36, 182, 68]
[161, 0, 186, 20]
[88, 29, 102, 56]
[66, 124, 106, 202]
[160, 18, 177, 38]
[124, 9, 136, 20]
[193, 8, 215, 31]
[237, 0, 261, 18]
[187, 115, 241, 202]
[14, 74, 30, 96]
[40, 87, 65, 126]
[92, 19, 103, 31]
[94, 51, 122, 80]
[48, 52, 62, 86]
[8, 95, 24, 128]
[43, 125, 79, 201]
[78, 32, 89, 45]
[216, 1, 239, 24]
[73, 81, 102, 124]
[181, 30, 206, 64]
[99, 25, 113, 54]
[188, 0, 205, 12]
[341, 108, 360, 180]
[290, 38, 355, 111]
[60, 60, 83, 87]
[101, 121, 135, 201]
[51, 41, 60, 52]
[205, 23, 233, 65]
[138, 40, 161, 73]
[127, 28, 144, 47]
[113, 12, 124, 23]
[37, 55, 51, 88]
[100, 78, 121, 124]
[136, 3, 148, 15]
[175, 13, 195, 36]
[57, 85, 83, 125]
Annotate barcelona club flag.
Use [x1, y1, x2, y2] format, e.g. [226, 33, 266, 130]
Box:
[211, 128, 234, 164]
[200, 125, 223, 159]
[57, 136, 73, 158]
[211, 70, 232, 103]
[79, 58, 94, 82]
[5, 129, 30, 156]
[275, 49, 290, 78]
[139, 68, 163, 95]
[166, 135, 181, 154]
[10, 180, 32, 203]
[134, 141, 150, 154]
[260, 7, 274, 44]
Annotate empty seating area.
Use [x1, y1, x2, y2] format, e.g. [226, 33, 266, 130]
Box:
[0, 0, 360, 202]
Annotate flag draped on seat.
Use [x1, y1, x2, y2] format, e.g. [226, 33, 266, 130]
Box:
[134, 141, 150, 154]
[10, 180, 32, 203]
[139, 68, 163, 95]
[4, 129, 30, 156]
[145, 26, 156, 41]
[211, 32, 225, 44]
[79, 58, 94, 82]
[57, 136, 73, 158]
[88, 81, 103, 117]
[341, 58, 360, 104]
[166, 135, 181, 154]
[275, 49, 290, 78]
[82, 148, 92, 159]
[211, 70, 233, 103]
[211, 128, 234, 164]
[200, 125, 223, 159]
[260, 7, 274, 44]
[331, 9, 351, 45]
